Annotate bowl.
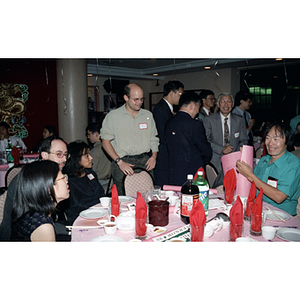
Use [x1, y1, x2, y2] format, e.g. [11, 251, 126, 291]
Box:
[262, 226, 277, 240]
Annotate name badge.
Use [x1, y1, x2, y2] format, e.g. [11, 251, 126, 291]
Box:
[234, 132, 240, 138]
[267, 176, 278, 188]
[139, 123, 148, 130]
[87, 173, 95, 180]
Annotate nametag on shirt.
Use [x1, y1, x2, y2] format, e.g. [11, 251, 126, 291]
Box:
[267, 176, 278, 188]
[234, 132, 240, 138]
[87, 173, 95, 180]
[139, 123, 148, 130]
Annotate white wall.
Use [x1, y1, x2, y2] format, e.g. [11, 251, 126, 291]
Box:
[87, 67, 240, 111]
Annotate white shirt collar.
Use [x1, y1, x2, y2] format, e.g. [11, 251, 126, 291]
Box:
[163, 98, 173, 113]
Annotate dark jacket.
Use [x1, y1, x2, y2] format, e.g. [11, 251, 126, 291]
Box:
[165, 111, 212, 186]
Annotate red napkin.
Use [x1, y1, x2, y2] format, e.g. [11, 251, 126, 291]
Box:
[229, 196, 244, 241]
[135, 191, 147, 237]
[193, 167, 205, 181]
[190, 200, 206, 226]
[251, 188, 263, 232]
[223, 168, 236, 204]
[11, 146, 20, 165]
[110, 184, 120, 217]
[244, 181, 256, 218]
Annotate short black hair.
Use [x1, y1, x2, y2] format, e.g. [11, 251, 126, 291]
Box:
[0, 121, 10, 129]
[234, 91, 253, 106]
[86, 122, 101, 135]
[63, 140, 90, 177]
[265, 120, 294, 151]
[38, 136, 65, 159]
[163, 80, 184, 97]
[12, 160, 59, 220]
[199, 89, 214, 104]
[44, 125, 57, 137]
[179, 91, 201, 108]
[294, 133, 300, 147]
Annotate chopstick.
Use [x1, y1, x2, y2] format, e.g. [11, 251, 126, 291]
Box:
[265, 206, 286, 222]
[66, 226, 101, 229]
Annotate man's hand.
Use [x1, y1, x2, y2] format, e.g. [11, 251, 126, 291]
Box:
[222, 145, 233, 155]
[145, 155, 156, 171]
[117, 160, 135, 175]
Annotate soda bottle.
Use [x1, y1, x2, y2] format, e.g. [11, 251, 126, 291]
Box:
[16, 139, 24, 161]
[6, 139, 14, 164]
[180, 174, 199, 224]
[193, 171, 209, 216]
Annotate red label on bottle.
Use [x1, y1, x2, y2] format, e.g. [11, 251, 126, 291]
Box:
[180, 194, 199, 217]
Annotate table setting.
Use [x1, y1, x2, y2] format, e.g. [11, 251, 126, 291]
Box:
[70, 182, 300, 242]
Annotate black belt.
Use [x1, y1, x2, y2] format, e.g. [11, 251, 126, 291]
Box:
[122, 152, 151, 159]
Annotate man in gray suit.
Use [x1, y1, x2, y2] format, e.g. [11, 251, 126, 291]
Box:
[203, 92, 248, 187]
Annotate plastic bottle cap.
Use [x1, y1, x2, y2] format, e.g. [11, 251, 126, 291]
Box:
[187, 174, 193, 180]
[198, 171, 203, 175]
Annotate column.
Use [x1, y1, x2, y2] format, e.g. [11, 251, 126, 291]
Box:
[56, 59, 88, 143]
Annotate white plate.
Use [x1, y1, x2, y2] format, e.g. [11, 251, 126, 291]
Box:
[264, 210, 290, 221]
[276, 228, 300, 242]
[151, 226, 167, 234]
[79, 208, 108, 219]
[119, 196, 134, 203]
[90, 235, 125, 242]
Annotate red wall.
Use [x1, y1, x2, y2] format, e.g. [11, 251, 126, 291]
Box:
[0, 59, 58, 152]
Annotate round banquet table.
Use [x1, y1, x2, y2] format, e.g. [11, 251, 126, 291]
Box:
[70, 196, 300, 242]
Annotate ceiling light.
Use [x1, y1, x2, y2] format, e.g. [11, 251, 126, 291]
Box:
[204, 66, 211, 69]
[87, 74, 93, 77]
[275, 58, 283, 61]
[153, 73, 158, 76]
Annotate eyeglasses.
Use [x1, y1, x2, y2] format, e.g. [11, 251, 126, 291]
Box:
[49, 152, 70, 159]
[206, 96, 215, 101]
[55, 174, 68, 183]
[130, 97, 145, 102]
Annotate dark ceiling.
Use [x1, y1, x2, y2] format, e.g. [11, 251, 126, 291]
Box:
[86, 58, 300, 80]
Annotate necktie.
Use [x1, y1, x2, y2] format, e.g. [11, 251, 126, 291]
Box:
[208, 111, 211, 115]
[224, 117, 230, 146]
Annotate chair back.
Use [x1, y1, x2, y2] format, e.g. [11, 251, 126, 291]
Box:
[5, 164, 24, 189]
[205, 163, 218, 188]
[124, 169, 154, 197]
[0, 190, 7, 225]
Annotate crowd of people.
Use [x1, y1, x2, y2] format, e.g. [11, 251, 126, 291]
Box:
[0, 81, 300, 242]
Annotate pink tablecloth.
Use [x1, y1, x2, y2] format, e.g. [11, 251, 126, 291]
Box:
[70, 199, 300, 242]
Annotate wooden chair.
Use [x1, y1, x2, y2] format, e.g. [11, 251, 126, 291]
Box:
[124, 168, 154, 197]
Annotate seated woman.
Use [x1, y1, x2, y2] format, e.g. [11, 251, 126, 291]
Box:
[236, 121, 300, 216]
[10, 160, 69, 241]
[32, 125, 57, 153]
[62, 140, 106, 225]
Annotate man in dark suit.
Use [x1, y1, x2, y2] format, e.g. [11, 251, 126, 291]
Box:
[165, 91, 212, 186]
[153, 80, 184, 187]
[199, 89, 216, 119]
[203, 92, 248, 187]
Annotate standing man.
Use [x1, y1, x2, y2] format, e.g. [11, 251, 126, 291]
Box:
[153, 80, 184, 187]
[0, 136, 69, 240]
[165, 92, 212, 186]
[199, 89, 216, 119]
[203, 93, 248, 187]
[101, 83, 159, 195]
[232, 91, 255, 145]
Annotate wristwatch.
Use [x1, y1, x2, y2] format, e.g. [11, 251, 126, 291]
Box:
[115, 157, 121, 163]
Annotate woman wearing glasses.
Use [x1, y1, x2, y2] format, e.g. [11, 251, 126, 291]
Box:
[10, 160, 69, 241]
[62, 141, 106, 225]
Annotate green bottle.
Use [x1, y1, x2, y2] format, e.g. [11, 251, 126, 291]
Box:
[6, 139, 14, 164]
[193, 171, 209, 216]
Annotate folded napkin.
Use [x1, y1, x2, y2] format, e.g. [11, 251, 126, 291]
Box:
[11, 146, 20, 165]
[193, 166, 205, 181]
[110, 184, 120, 217]
[135, 191, 147, 236]
[190, 200, 206, 227]
[229, 196, 244, 225]
[244, 181, 256, 218]
[251, 188, 263, 232]
[223, 168, 236, 204]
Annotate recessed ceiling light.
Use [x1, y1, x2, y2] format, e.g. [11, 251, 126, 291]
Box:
[275, 58, 283, 61]
[153, 73, 158, 76]
[204, 66, 211, 69]
[87, 74, 93, 77]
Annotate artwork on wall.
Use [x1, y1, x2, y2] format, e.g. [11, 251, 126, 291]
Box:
[0, 83, 28, 138]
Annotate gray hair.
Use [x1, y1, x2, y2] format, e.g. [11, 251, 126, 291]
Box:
[217, 92, 234, 103]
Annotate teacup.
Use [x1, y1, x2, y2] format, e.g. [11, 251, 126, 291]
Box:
[100, 197, 111, 207]
[262, 226, 277, 240]
[104, 222, 117, 235]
